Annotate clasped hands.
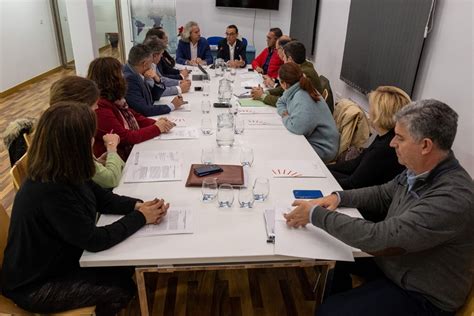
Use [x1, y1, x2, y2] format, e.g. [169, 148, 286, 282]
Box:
[283, 194, 340, 228]
[135, 198, 169, 225]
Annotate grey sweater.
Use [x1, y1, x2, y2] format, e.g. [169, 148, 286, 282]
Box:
[276, 83, 339, 163]
[311, 152, 474, 311]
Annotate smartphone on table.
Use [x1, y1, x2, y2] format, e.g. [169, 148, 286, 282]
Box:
[194, 165, 223, 177]
[293, 190, 323, 199]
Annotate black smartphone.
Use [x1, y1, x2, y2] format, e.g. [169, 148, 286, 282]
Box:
[194, 86, 203, 91]
[248, 68, 254, 72]
[194, 165, 223, 177]
[213, 102, 232, 108]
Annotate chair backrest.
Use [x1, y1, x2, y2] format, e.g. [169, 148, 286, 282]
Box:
[207, 36, 224, 46]
[456, 284, 474, 316]
[23, 131, 33, 148]
[0, 203, 10, 269]
[10, 153, 28, 191]
[332, 98, 370, 161]
[241, 37, 248, 47]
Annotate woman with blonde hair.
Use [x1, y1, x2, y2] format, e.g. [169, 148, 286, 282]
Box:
[175, 21, 213, 65]
[49, 76, 124, 188]
[276, 62, 339, 163]
[328, 86, 411, 190]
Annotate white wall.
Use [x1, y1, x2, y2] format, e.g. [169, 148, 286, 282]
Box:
[175, 0, 293, 53]
[313, 0, 474, 176]
[0, 0, 60, 92]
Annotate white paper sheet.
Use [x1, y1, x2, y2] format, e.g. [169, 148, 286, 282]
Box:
[239, 108, 276, 115]
[134, 209, 193, 237]
[155, 127, 199, 140]
[97, 208, 193, 237]
[175, 103, 192, 112]
[271, 207, 354, 261]
[247, 115, 283, 127]
[122, 150, 182, 183]
[269, 160, 326, 178]
[240, 78, 263, 88]
[163, 117, 187, 127]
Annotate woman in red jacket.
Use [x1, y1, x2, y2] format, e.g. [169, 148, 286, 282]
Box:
[87, 57, 175, 160]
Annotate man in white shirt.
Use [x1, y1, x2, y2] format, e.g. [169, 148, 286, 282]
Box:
[217, 25, 247, 68]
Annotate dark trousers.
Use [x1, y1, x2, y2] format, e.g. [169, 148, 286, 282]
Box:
[317, 259, 454, 316]
[8, 267, 135, 316]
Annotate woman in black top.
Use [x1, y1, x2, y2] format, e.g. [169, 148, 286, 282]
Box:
[145, 27, 189, 80]
[328, 86, 411, 190]
[2, 103, 169, 315]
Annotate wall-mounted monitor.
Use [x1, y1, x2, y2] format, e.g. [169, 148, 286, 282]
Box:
[216, 0, 279, 11]
[340, 0, 434, 96]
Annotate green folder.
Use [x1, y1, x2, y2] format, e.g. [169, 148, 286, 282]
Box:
[238, 98, 267, 107]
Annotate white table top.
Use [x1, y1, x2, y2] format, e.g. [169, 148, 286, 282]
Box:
[80, 67, 361, 267]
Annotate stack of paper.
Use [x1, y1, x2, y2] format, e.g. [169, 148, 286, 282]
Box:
[165, 117, 187, 127]
[155, 127, 199, 140]
[267, 206, 354, 261]
[238, 107, 275, 115]
[269, 160, 326, 178]
[122, 150, 182, 183]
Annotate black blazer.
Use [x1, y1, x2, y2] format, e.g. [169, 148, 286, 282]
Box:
[217, 38, 247, 67]
[158, 50, 182, 80]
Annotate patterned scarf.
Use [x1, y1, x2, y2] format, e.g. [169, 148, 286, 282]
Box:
[114, 98, 139, 131]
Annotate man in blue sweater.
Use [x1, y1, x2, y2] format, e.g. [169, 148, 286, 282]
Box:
[285, 99, 473, 315]
[123, 44, 184, 117]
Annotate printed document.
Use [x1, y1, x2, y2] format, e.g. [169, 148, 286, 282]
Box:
[134, 208, 193, 237]
[122, 150, 182, 183]
[270, 160, 326, 178]
[155, 127, 199, 140]
[269, 206, 354, 261]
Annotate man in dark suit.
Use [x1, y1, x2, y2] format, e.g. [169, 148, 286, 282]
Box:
[176, 21, 213, 66]
[217, 25, 247, 68]
[123, 44, 184, 117]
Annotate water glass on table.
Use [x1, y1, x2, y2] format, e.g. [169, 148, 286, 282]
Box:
[218, 184, 234, 208]
[240, 147, 254, 167]
[201, 100, 211, 114]
[253, 177, 269, 202]
[234, 115, 245, 134]
[201, 147, 215, 165]
[202, 79, 210, 96]
[201, 116, 212, 135]
[201, 178, 218, 202]
[238, 186, 254, 208]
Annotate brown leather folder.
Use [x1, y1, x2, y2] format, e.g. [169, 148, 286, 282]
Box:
[185, 164, 244, 187]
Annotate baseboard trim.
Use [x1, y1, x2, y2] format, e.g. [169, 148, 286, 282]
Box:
[0, 66, 63, 98]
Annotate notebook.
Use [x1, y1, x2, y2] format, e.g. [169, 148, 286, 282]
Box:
[185, 164, 244, 187]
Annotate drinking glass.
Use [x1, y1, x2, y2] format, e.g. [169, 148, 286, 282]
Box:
[201, 178, 218, 202]
[201, 100, 211, 114]
[201, 147, 214, 165]
[240, 147, 254, 167]
[202, 79, 210, 96]
[201, 116, 212, 135]
[253, 177, 269, 202]
[238, 186, 254, 208]
[218, 184, 234, 208]
[234, 115, 245, 134]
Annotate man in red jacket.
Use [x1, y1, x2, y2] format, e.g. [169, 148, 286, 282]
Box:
[251, 27, 283, 78]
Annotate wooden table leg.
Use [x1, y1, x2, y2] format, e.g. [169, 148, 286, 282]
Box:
[135, 268, 149, 316]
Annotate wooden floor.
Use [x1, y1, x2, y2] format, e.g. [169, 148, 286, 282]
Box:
[0, 47, 323, 316]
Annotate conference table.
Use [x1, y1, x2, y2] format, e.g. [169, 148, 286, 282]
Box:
[80, 65, 362, 315]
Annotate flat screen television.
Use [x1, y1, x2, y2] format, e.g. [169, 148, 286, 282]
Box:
[216, 0, 279, 10]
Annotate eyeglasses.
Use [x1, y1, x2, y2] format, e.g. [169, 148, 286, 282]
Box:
[225, 32, 237, 36]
